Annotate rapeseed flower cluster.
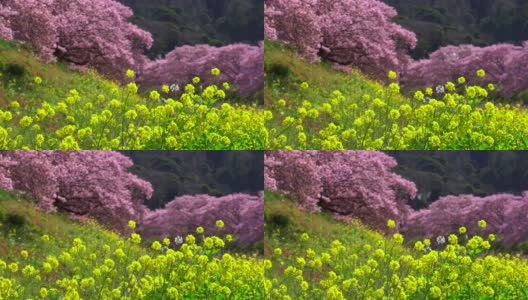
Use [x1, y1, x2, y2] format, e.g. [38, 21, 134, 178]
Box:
[0, 69, 264, 150]
[266, 69, 528, 150]
[266, 220, 528, 299]
[0, 221, 264, 299]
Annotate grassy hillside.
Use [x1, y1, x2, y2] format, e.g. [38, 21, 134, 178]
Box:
[264, 40, 528, 150]
[265, 190, 528, 299]
[0, 189, 264, 299]
[263, 42, 395, 108]
[0, 40, 121, 109]
[0, 40, 264, 150]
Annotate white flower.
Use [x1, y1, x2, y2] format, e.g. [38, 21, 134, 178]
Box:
[170, 84, 180, 92]
[436, 235, 446, 245]
[173, 236, 183, 245]
[435, 85, 445, 94]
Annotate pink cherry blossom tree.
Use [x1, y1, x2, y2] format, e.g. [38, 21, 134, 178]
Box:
[0, 4, 15, 40]
[316, 0, 417, 77]
[264, 151, 323, 212]
[141, 42, 264, 96]
[142, 192, 264, 246]
[2, 151, 153, 233]
[52, 0, 153, 77]
[265, 0, 417, 77]
[265, 151, 417, 231]
[0, 0, 152, 77]
[500, 42, 528, 97]
[265, 0, 321, 61]
[2, 0, 57, 61]
[264, 3, 280, 41]
[0, 154, 15, 191]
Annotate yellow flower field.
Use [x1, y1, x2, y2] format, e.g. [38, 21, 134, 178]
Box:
[265, 42, 528, 150]
[0, 41, 264, 150]
[0, 192, 264, 299]
[265, 191, 528, 299]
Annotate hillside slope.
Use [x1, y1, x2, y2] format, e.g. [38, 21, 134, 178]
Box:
[0, 39, 264, 150]
[265, 190, 528, 299]
[264, 40, 528, 150]
[264, 42, 397, 108]
[0, 189, 264, 299]
[0, 40, 125, 109]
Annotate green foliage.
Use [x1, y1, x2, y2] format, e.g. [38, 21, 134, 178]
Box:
[119, 0, 263, 58]
[0, 39, 16, 51]
[264, 211, 291, 237]
[388, 151, 528, 208]
[4, 213, 26, 228]
[383, 0, 528, 58]
[265, 63, 290, 82]
[122, 151, 263, 209]
[2, 63, 26, 81]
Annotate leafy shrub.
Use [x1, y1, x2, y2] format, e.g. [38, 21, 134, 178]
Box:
[266, 213, 290, 235]
[2, 63, 26, 80]
[5, 213, 25, 228]
[266, 63, 290, 79]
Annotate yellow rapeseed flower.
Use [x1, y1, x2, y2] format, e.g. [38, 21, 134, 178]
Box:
[128, 220, 136, 229]
[387, 219, 396, 228]
[211, 68, 221, 76]
[216, 220, 225, 229]
[478, 219, 487, 228]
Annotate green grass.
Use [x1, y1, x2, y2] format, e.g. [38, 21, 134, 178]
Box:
[264, 190, 409, 260]
[0, 189, 139, 268]
[264, 41, 397, 107]
[0, 40, 124, 108]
